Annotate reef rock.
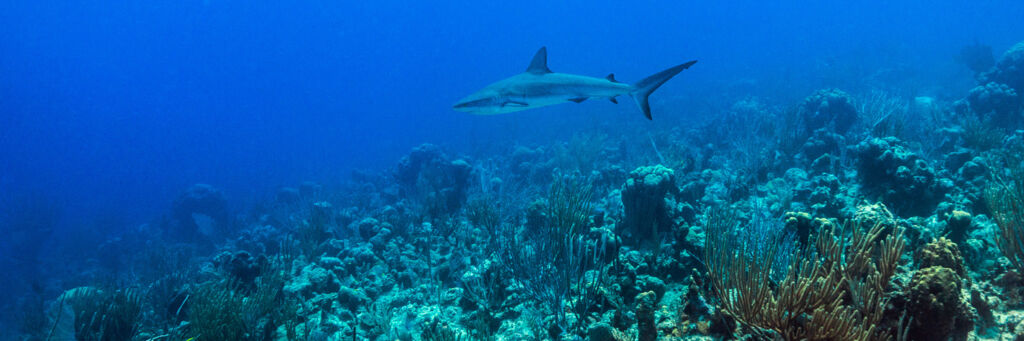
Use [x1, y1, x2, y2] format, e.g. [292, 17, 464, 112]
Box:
[171, 184, 229, 241]
[284, 262, 341, 297]
[394, 144, 473, 214]
[981, 40, 1024, 93]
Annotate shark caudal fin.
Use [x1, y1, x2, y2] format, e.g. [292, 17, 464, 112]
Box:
[629, 60, 697, 120]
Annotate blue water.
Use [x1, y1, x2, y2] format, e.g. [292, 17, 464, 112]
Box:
[2, 0, 1023, 338]
[5, 1, 1020, 225]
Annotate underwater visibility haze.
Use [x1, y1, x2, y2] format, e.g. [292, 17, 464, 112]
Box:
[4, 0, 1024, 340]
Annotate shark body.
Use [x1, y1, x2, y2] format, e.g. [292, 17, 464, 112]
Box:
[453, 47, 696, 120]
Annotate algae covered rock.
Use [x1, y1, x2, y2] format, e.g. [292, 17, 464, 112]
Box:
[917, 237, 967, 277]
[636, 291, 658, 341]
[946, 210, 973, 243]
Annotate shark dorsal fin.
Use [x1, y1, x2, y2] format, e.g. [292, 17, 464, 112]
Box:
[526, 47, 552, 74]
[606, 73, 619, 83]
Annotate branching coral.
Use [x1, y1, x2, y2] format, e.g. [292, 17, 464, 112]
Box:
[188, 280, 248, 341]
[501, 174, 610, 337]
[857, 89, 908, 138]
[295, 201, 335, 258]
[985, 145, 1024, 274]
[188, 257, 294, 341]
[705, 207, 905, 340]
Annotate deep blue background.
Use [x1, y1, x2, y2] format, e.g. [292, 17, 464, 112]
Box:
[2, 0, 1022, 232]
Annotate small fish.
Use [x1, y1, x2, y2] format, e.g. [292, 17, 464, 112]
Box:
[454, 47, 696, 120]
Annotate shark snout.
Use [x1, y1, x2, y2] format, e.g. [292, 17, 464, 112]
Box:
[452, 101, 474, 113]
[452, 97, 492, 112]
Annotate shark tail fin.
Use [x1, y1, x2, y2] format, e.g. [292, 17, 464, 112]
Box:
[629, 60, 697, 120]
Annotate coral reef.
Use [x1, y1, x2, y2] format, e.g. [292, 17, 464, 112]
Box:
[23, 41, 1024, 341]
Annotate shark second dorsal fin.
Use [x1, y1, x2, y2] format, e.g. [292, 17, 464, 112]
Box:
[526, 47, 552, 74]
[606, 73, 619, 83]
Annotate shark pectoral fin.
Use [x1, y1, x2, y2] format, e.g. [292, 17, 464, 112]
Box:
[501, 100, 528, 107]
[568, 97, 588, 103]
[610, 96, 618, 104]
[526, 47, 553, 74]
[606, 73, 619, 83]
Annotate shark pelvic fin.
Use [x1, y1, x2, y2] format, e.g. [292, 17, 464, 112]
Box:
[606, 73, 619, 83]
[568, 97, 587, 103]
[610, 96, 618, 104]
[526, 47, 552, 74]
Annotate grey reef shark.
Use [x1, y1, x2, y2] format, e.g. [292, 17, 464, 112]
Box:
[454, 47, 697, 120]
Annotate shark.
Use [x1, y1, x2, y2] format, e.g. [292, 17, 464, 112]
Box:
[453, 47, 696, 120]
